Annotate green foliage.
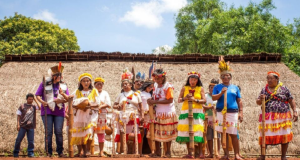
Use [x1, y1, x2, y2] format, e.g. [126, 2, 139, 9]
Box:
[0, 13, 80, 61]
[4, 152, 9, 157]
[173, 0, 300, 76]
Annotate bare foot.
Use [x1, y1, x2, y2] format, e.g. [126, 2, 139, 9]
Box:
[234, 155, 244, 160]
[199, 154, 205, 159]
[206, 154, 213, 158]
[220, 155, 229, 160]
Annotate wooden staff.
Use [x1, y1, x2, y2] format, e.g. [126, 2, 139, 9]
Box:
[222, 90, 227, 149]
[149, 104, 156, 154]
[112, 112, 119, 157]
[42, 76, 48, 155]
[261, 95, 266, 156]
[122, 101, 127, 154]
[91, 133, 95, 155]
[188, 92, 194, 157]
[202, 112, 208, 155]
[212, 107, 219, 157]
[112, 119, 115, 158]
[134, 111, 139, 155]
[68, 97, 74, 157]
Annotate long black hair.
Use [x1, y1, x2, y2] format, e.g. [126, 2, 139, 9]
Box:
[78, 78, 93, 91]
[185, 75, 202, 86]
[140, 81, 154, 96]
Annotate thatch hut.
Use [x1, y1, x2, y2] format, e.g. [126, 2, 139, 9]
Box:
[1, 52, 299, 156]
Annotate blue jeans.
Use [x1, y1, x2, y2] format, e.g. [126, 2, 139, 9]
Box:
[13, 127, 34, 157]
[42, 115, 64, 155]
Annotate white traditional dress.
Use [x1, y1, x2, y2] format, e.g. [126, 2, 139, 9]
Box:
[152, 82, 178, 142]
[94, 90, 111, 142]
[114, 90, 142, 143]
[70, 88, 99, 145]
[141, 91, 151, 130]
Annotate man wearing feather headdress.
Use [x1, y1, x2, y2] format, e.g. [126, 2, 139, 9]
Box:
[35, 62, 69, 157]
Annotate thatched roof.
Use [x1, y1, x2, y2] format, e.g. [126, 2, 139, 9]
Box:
[0, 53, 299, 155]
[5, 51, 281, 63]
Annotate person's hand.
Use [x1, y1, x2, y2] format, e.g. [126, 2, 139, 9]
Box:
[147, 99, 156, 105]
[41, 101, 48, 107]
[140, 118, 144, 124]
[259, 94, 265, 100]
[293, 111, 298, 122]
[17, 125, 20, 131]
[65, 114, 69, 120]
[221, 87, 227, 94]
[238, 112, 243, 122]
[59, 87, 64, 95]
[188, 96, 195, 101]
[113, 104, 122, 111]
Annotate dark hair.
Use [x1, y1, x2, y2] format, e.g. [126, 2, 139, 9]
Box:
[237, 85, 241, 92]
[209, 78, 219, 88]
[51, 73, 64, 83]
[121, 80, 134, 92]
[185, 75, 202, 86]
[78, 79, 93, 91]
[26, 93, 34, 100]
[271, 75, 279, 80]
[94, 81, 104, 86]
[140, 81, 154, 95]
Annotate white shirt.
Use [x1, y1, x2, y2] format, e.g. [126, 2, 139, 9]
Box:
[141, 91, 151, 112]
[96, 90, 111, 113]
[115, 90, 142, 115]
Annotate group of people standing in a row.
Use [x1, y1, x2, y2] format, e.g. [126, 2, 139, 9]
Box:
[13, 57, 298, 160]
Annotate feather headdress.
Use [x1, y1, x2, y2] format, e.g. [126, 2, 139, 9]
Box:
[48, 61, 64, 76]
[121, 68, 133, 81]
[267, 71, 280, 78]
[218, 56, 231, 75]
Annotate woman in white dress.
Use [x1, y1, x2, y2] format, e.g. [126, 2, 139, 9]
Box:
[94, 77, 111, 157]
[113, 68, 143, 154]
[70, 73, 99, 157]
[140, 80, 154, 155]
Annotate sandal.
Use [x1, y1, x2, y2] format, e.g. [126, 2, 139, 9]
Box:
[182, 154, 195, 159]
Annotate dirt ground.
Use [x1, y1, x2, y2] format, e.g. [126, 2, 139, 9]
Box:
[1, 156, 300, 160]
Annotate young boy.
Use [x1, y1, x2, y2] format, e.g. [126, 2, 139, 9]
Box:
[13, 93, 41, 158]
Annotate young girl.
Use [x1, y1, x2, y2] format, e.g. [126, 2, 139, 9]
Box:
[140, 80, 154, 155]
[94, 77, 111, 157]
[176, 71, 206, 159]
[203, 78, 220, 158]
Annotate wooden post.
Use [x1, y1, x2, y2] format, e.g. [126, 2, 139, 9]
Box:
[149, 104, 155, 154]
[222, 90, 227, 149]
[112, 113, 116, 158]
[262, 95, 266, 156]
[68, 97, 74, 158]
[202, 113, 208, 155]
[122, 101, 127, 155]
[188, 93, 194, 157]
[134, 112, 139, 155]
[212, 108, 219, 157]
[91, 134, 95, 155]
[42, 76, 48, 156]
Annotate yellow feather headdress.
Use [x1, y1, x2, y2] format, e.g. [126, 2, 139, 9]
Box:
[218, 56, 231, 75]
